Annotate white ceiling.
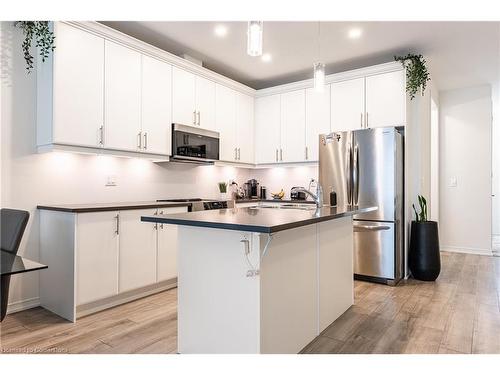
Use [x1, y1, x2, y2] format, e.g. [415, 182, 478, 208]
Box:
[102, 21, 500, 91]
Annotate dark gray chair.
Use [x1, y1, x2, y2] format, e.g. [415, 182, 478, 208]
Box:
[1, 208, 30, 321]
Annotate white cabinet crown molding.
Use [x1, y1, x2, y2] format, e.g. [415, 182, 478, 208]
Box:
[62, 21, 256, 97]
[256, 61, 404, 98]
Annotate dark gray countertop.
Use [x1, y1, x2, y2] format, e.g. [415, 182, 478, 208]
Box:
[141, 205, 378, 233]
[37, 201, 191, 213]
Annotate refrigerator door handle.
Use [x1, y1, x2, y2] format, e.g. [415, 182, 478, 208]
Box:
[353, 224, 391, 232]
[353, 144, 360, 205]
[346, 142, 353, 205]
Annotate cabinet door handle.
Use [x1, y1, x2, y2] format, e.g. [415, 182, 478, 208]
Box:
[193, 110, 197, 125]
[237, 148, 241, 160]
[305, 146, 308, 160]
[143, 132, 148, 150]
[137, 132, 142, 149]
[360, 113, 363, 128]
[366, 112, 369, 128]
[115, 214, 120, 235]
[280, 148, 283, 161]
[99, 126, 104, 146]
[235, 147, 238, 160]
[275, 149, 278, 162]
[159, 210, 164, 229]
[197, 111, 201, 126]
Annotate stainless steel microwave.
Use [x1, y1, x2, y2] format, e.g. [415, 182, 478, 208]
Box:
[170, 123, 220, 164]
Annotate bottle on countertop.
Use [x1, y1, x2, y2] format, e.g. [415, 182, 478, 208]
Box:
[330, 188, 337, 207]
[260, 186, 267, 199]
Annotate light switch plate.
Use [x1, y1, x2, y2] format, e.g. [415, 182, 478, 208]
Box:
[449, 177, 457, 188]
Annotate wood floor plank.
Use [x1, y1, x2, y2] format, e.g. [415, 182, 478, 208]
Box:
[472, 303, 500, 353]
[301, 336, 344, 354]
[440, 292, 477, 354]
[338, 334, 377, 354]
[321, 306, 369, 341]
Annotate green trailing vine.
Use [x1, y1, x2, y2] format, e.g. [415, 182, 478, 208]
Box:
[14, 21, 55, 73]
[394, 53, 430, 100]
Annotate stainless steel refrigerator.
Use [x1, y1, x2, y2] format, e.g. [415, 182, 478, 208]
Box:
[319, 127, 404, 285]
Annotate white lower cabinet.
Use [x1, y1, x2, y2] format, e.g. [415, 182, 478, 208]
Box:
[157, 207, 186, 281]
[76, 211, 119, 305]
[118, 209, 158, 292]
[76, 207, 185, 302]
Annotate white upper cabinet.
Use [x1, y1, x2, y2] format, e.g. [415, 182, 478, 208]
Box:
[280, 90, 306, 163]
[305, 86, 331, 161]
[172, 67, 216, 131]
[195, 76, 217, 131]
[255, 94, 281, 164]
[104, 40, 142, 151]
[172, 67, 197, 126]
[331, 77, 365, 131]
[236, 93, 255, 164]
[118, 209, 158, 293]
[365, 70, 406, 128]
[216, 85, 255, 164]
[141, 55, 172, 155]
[52, 23, 104, 147]
[216, 84, 237, 162]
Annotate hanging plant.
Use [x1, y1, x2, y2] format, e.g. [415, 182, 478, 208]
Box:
[394, 53, 430, 100]
[14, 21, 55, 73]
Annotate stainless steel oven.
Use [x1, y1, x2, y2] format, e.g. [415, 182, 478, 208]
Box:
[171, 123, 219, 164]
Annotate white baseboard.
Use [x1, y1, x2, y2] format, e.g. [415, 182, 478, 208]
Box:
[441, 246, 493, 256]
[7, 297, 41, 315]
[75, 279, 177, 319]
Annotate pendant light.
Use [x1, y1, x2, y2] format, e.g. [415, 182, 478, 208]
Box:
[313, 22, 325, 92]
[247, 21, 263, 57]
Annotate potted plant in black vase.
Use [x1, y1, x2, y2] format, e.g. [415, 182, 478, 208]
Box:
[409, 195, 441, 281]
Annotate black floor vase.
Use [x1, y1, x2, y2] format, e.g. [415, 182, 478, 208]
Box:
[409, 221, 441, 281]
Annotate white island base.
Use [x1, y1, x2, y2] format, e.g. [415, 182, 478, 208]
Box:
[177, 216, 354, 354]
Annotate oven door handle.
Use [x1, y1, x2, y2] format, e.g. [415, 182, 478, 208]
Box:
[353, 224, 391, 232]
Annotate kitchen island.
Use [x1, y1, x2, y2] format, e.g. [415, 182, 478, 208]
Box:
[142, 204, 376, 354]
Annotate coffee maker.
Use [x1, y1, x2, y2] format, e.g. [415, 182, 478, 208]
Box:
[244, 179, 260, 199]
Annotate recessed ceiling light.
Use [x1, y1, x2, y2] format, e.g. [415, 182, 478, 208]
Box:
[214, 25, 228, 37]
[348, 28, 362, 39]
[261, 53, 272, 62]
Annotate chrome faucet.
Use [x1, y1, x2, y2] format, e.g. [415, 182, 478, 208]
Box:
[291, 185, 323, 208]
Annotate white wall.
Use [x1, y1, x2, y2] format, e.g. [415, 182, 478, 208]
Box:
[439, 85, 492, 254]
[0, 22, 252, 310]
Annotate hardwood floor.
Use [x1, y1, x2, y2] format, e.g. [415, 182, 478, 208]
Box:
[303, 252, 500, 354]
[1, 252, 499, 354]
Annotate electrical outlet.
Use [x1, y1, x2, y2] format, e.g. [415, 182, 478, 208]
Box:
[449, 177, 457, 188]
[105, 175, 117, 187]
